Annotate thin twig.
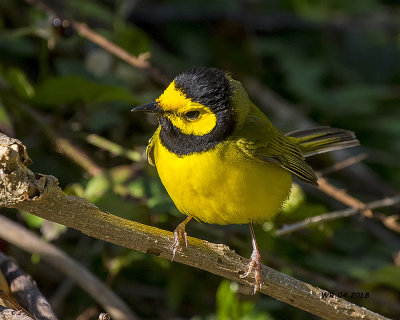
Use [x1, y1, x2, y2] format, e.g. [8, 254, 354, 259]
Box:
[54, 136, 103, 176]
[275, 196, 400, 236]
[71, 22, 150, 69]
[48, 237, 103, 312]
[394, 252, 400, 267]
[317, 153, 368, 177]
[374, 214, 400, 234]
[71, 20, 169, 85]
[317, 178, 373, 217]
[75, 306, 99, 320]
[0, 133, 391, 320]
[23, 0, 169, 86]
[85, 134, 143, 162]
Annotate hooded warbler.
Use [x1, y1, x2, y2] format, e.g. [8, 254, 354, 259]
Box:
[132, 67, 359, 293]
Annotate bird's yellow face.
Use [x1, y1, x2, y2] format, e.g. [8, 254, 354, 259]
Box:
[133, 67, 251, 156]
[152, 68, 237, 156]
[156, 81, 217, 136]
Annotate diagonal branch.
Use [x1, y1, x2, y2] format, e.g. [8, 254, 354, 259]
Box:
[0, 308, 34, 320]
[0, 252, 57, 320]
[275, 195, 400, 236]
[316, 153, 368, 177]
[0, 219, 137, 320]
[317, 178, 373, 217]
[23, 0, 169, 86]
[0, 135, 390, 320]
[71, 21, 150, 70]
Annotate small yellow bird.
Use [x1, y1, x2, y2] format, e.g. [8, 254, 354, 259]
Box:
[132, 67, 359, 293]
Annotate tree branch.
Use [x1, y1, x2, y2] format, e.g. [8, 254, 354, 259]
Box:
[275, 196, 400, 236]
[317, 178, 373, 217]
[85, 134, 143, 162]
[0, 218, 137, 320]
[0, 308, 34, 320]
[0, 253, 57, 320]
[0, 136, 391, 320]
[71, 21, 150, 69]
[23, 0, 170, 86]
[23, 0, 150, 69]
[316, 153, 368, 177]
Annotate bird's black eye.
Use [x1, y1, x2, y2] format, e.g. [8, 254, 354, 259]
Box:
[185, 110, 200, 120]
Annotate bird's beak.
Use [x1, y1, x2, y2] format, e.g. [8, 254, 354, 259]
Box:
[131, 102, 160, 113]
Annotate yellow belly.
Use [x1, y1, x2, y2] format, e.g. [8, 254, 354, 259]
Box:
[153, 135, 292, 225]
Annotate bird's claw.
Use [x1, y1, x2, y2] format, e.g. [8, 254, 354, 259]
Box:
[171, 224, 188, 261]
[240, 248, 262, 294]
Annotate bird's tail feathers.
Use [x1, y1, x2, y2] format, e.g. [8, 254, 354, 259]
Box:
[286, 126, 359, 157]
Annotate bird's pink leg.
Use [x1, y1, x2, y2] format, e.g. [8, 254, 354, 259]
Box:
[240, 223, 262, 294]
[171, 216, 193, 261]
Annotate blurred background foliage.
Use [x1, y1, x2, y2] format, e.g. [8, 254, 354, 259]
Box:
[1, 0, 400, 319]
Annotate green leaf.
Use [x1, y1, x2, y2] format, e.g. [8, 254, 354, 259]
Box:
[68, 0, 114, 25]
[0, 37, 36, 57]
[0, 99, 13, 135]
[366, 265, 400, 290]
[127, 176, 177, 214]
[96, 192, 145, 220]
[105, 251, 144, 276]
[64, 183, 85, 198]
[33, 75, 136, 107]
[327, 85, 383, 114]
[86, 105, 124, 131]
[280, 202, 327, 220]
[216, 280, 237, 320]
[303, 252, 383, 280]
[5, 67, 34, 99]
[84, 175, 110, 202]
[216, 280, 272, 320]
[31, 253, 41, 265]
[109, 166, 134, 196]
[114, 23, 150, 56]
[22, 211, 44, 229]
[128, 178, 146, 198]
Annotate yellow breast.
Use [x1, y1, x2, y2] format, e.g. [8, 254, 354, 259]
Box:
[152, 131, 292, 225]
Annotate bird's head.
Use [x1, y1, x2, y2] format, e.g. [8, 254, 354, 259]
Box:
[132, 67, 250, 155]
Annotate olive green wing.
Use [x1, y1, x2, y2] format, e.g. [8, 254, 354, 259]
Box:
[236, 114, 318, 185]
[146, 127, 160, 167]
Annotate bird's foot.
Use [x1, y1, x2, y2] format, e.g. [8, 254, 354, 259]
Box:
[171, 216, 192, 261]
[240, 247, 262, 294]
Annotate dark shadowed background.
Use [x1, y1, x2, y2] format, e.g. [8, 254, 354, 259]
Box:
[0, 0, 399, 319]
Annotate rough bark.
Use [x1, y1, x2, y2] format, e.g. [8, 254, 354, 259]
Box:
[0, 254, 57, 320]
[0, 307, 34, 320]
